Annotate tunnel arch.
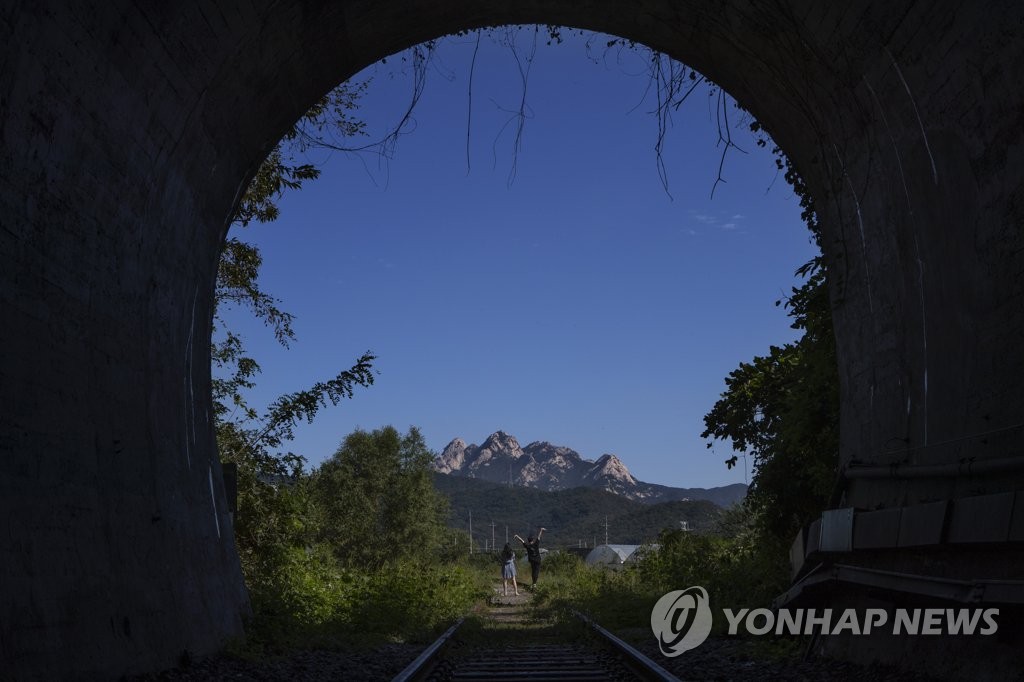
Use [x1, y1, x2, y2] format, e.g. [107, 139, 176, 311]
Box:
[2, 1, 1023, 677]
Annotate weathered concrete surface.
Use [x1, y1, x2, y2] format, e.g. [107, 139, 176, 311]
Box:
[1, 1, 1022, 678]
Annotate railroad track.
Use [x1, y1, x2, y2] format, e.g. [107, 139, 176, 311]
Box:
[393, 601, 678, 682]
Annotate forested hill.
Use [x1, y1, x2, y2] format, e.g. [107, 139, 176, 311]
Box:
[432, 472, 723, 547]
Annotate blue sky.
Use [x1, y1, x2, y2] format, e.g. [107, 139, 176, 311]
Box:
[220, 29, 818, 489]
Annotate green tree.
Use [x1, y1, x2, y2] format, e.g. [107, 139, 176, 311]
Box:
[213, 78, 376, 464]
[211, 82, 377, 618]
[213, 80, 369, 398]
[311, 426, 449, 569]
[701, 155, 839, 543]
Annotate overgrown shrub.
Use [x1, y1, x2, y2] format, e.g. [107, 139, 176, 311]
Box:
[228, 426, 487, 653]
[348, 560, 484, 640]
[242, 544, 352, 650]
[241, 549, 484, 652]
[533, 505, 790, 635]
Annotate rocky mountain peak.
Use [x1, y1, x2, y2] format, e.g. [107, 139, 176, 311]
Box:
[480, 430, 522, 455]
[586, 453, 637, 485]
[434, 438, 468, 474]
[436, 431, 526, 478]
[432, 431, 747, 506]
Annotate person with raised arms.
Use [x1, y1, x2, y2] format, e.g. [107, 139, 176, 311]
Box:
[513, 527, 545, 589]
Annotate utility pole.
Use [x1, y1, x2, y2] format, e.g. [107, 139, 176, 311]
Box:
[604, 515, 609, 545]
[491, 520, 496, 551]
[469, 511, 473, 555]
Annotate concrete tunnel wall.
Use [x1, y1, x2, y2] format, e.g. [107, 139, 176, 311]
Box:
[1, 0, 1022, 677]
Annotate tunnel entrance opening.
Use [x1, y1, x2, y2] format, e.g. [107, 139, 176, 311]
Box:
[213, 30, 832, 663]
[216, 28, 820, 492]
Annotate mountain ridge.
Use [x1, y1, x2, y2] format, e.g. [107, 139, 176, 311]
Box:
[433, 430, 747, 507]
[432, 472, 722, 546]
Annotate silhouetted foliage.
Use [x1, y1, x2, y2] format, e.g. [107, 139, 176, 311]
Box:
[702, 151, 839, 542]
[210, 84, 392, 649]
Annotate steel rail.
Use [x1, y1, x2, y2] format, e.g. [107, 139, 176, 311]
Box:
[573, 609, 681, 682]
[392, 617, 464, 682]
[392, 610, 682, 681]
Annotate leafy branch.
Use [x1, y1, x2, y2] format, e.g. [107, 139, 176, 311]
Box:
[252, 352, 377, 452]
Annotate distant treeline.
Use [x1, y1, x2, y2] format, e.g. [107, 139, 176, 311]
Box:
[432, 472, 723, 548]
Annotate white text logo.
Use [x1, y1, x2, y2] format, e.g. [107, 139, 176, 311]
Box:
[722, 607, 999, 637]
